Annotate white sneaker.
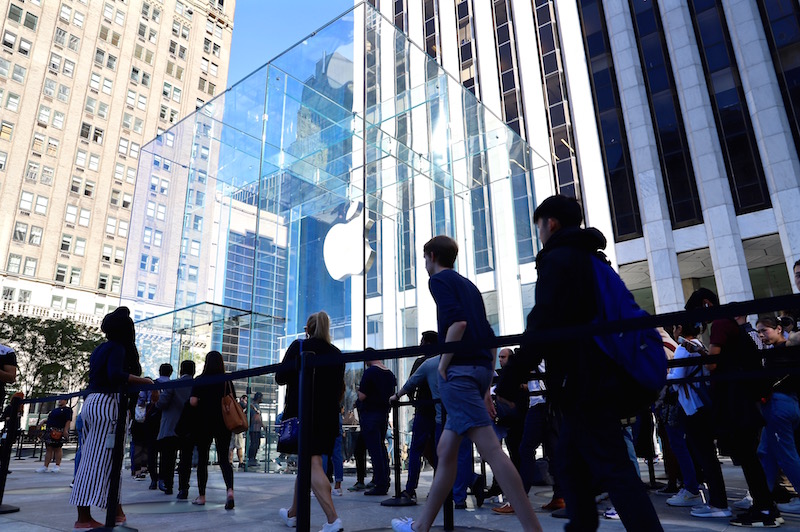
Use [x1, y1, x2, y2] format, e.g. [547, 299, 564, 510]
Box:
[35, 466, 48, 473]
[690, 504, 732, 518]
[51, 465, 61, 473]
[733, 492, 753, 510]
[778, 497, 800, 515]
[319, 518, 343, 532]
[391, 517, 414, 532]
[279, 508, 297, 528]
[666, 488, 703, 507]
[331, 488, 342, 497]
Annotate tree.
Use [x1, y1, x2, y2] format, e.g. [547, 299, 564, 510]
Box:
[0, 315, 102, 397]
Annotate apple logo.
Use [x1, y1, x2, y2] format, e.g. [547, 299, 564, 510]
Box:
[323, 202, 376, 281]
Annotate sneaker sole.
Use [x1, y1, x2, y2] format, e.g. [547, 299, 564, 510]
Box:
[730, 522, 780, 528]
[668, 501, 703, 507]
[692, 512, 732, 518]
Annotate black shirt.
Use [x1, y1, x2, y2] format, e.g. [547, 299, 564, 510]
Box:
[46, 406, 73, 429]
[358, 366, 396, 415]
[0, 344, 17, 402]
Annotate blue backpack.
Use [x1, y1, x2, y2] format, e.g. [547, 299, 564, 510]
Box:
[591, 254, 667, 415]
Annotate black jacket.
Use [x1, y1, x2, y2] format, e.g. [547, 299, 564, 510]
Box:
[498, 226, 627, 413]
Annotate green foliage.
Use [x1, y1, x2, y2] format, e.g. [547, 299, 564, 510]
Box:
[0, 315, 103, 397]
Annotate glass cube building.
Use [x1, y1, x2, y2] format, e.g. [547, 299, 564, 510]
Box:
[120, 2, 547, 455]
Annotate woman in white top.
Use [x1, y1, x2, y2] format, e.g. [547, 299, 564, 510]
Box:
[666, 323, 730, 517]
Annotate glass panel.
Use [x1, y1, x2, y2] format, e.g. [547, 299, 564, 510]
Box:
[122, 5, 548, 455]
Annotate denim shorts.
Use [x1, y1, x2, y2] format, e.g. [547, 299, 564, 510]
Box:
[438, 364, 493, 436]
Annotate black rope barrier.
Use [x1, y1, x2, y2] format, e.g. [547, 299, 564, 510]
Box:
[0, 292, 797, 531]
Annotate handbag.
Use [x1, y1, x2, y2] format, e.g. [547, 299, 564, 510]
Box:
[49, 428, 64, 441]
[221, 381, 248, 434]
[278, 416, 299, 447]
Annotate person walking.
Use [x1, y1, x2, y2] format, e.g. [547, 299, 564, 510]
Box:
[189, 350, 235, 509]
[497, 195, 662, 531]
[391, 235, 541, 532]
[69, 307, 152, 530]
[156, 359, 195, 497]
[276, 311, 345, 532]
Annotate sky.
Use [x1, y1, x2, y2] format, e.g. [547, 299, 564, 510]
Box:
[228, 0, 355, 86]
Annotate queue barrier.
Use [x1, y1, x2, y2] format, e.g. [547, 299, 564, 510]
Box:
[0, 293, 798, 530]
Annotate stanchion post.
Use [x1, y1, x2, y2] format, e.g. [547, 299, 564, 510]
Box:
[0, 395, 21, 514]
[296, 350, 313, 532]
[13, 425, 23, 460]
[381, 401, 414, 507]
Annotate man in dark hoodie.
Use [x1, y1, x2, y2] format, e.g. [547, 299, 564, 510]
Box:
[498, 195, 662, 531]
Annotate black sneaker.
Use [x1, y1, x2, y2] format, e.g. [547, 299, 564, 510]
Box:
[454, 501, 467, 510]
[470, 475, 486, 508]
[400, 489, 416, 502]
[730, 508, 780, 528]
[176, 489, 188, 500]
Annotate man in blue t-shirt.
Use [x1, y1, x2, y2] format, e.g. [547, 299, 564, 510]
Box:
[391, 235, 541, 532]
[37, 399, 73, 473]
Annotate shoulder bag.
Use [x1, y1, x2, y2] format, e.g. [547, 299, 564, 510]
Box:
[222, 381, 248, 434]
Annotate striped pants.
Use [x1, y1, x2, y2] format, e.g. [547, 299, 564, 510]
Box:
[69, 393, 121, 508]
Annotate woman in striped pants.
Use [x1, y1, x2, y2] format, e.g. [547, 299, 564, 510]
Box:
[70, 308, 152, 530]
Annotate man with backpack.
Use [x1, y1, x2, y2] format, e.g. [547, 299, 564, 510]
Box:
[498, 195, 662, 531]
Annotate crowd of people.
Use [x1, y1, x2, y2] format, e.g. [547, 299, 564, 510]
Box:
[0, 196, 799, 532]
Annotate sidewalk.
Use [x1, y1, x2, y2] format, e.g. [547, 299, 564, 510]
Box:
[0, 457, 796, 531]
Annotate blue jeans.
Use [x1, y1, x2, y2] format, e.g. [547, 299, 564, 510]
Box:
[405, 412, 437, 492]
[558, 408, 663, 531]
[453, 436, 477, 504]
[519, 403, 562, 497]
[321, 433, 344, 483]
[664, 417, 699, 494]
[360, 411, 390, 490]
[758, 392, 800, 492]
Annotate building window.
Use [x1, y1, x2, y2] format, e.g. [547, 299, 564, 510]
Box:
[629, 0, 702, 228]
[577, 0, 642, 240]
[6, 254, 21, 274]
[12, 222, 27, 242]
[689, 0, 770, 214]
[69, 267, 81, 285]
[55, 264, 68, 282]
[29, 226, 42, 245]
[23, 257, 37, 277]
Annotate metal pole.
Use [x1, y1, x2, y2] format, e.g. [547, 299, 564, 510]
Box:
[381, 401, 414, 506]
[0, 395, 21, 514]
[93, 393, 137, 532]
[296, 350, 313, 532]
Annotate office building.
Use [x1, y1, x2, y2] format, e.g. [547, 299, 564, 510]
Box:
[0, 0, 236, 324]
[377, 0, 799, 313]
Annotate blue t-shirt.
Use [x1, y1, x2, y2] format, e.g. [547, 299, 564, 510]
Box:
[46, 406, 73, 429]
[428, 268, 494, 369]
